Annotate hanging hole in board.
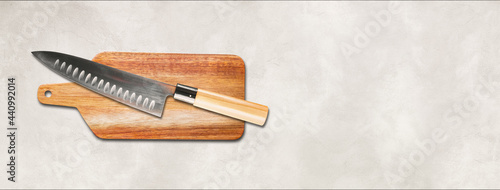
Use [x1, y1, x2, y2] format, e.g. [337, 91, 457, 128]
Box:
[45, 90, 52, 98]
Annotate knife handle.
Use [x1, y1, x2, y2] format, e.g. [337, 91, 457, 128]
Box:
[173, 84, 269, 126]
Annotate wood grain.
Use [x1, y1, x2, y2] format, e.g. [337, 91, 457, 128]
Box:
[194, 88, 269, 126]
[37, 52, 246, 140]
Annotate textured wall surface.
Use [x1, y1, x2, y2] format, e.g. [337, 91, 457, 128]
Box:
[1, 1, 500, 188]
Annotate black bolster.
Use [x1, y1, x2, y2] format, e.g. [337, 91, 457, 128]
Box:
[173, 83, 198, 104]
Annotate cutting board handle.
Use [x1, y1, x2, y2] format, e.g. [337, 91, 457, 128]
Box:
[38, 83, 78, 107]
[193, 88, 269, 126]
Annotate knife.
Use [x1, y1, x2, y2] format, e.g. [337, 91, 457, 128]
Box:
[32, 51, 268, 126]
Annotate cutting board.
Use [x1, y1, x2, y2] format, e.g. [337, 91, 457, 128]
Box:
[37, 52, 245, 140]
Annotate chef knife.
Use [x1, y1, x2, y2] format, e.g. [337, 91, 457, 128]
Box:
[32, 51, 268, 126]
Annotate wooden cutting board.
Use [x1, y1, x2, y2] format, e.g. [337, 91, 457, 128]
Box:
[37, 52, 245, 140]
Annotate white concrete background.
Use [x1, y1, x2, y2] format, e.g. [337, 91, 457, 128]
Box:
[1, 1, 500, 189]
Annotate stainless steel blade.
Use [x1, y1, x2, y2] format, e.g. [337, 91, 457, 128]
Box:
[32, 51, 175, 117]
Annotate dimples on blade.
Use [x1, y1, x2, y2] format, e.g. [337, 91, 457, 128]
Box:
[33, 51, 174, 117]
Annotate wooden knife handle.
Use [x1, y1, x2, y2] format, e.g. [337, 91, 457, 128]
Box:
[173, 84, 269, 126]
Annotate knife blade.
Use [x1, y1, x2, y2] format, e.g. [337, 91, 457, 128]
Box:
[33, 51, 269, 126]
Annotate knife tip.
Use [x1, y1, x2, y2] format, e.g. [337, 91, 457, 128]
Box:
[31, 51, 47, 59]
[31, 51, 47, 62]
